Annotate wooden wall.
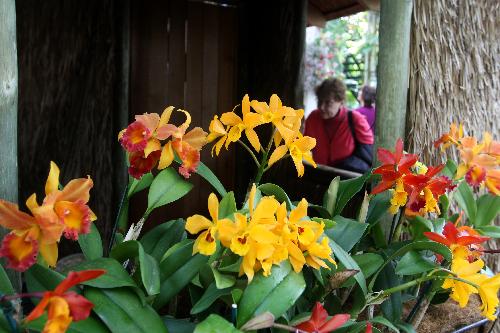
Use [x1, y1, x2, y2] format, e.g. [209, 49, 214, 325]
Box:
[128, 0, 238, 227]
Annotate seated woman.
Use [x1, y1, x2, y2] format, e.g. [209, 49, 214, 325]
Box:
[355, 85, 377, 135]
[304, 78, 374, 173]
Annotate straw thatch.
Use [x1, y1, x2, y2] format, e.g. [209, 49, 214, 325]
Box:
[408, 1, 500, 330]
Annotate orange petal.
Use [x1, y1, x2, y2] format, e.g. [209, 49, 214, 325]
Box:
[39, 241, 59, 268]
[158, 106, 174, 128]
[54, 270, 106, 294]
[175, 142, 200, 178]
[54, 201, 91, 240]
[45, 296, 72, 333]
[0, 199, 35, 230]
[0, 230, 39, 271]
[25, 294, 51, 321]
[183, 127, 208, 151]
[144, 138, 161, 158]
[135, 113, 160, 133]
[45, 162, 61, 195]
[59, 177, 93, 203]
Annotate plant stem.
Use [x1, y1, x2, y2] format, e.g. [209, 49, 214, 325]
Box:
[1, 292, 44, 302]
[388, 209, 401, 243]
[253, 129, 276, 185]
[272, 323, 308, 333]
[238, 140, 260, 167]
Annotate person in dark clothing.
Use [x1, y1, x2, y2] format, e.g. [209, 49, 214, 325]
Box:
[355, 85, 376, 135]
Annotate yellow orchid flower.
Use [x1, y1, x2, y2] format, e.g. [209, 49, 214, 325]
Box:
[185, 193, 231, 255]
[477, 273, 500, 320]
[206, 115, 228, 156]
[389, 178, 408, 214]
[442, 256, 484, 307]
[268, 134, 317, 177]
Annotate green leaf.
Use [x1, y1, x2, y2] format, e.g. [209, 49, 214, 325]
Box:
[219, 191, 237, 219]
[395, 251, 437, 275]
[328, 239, 367, 295]
[147, 167, 193, 214]
[128, 173, 154, 198]
[73, 258, 138, 289]
[395, 322, 417, 333]
[85, 287, 168, 333]
[474, 194, 500, 227]
[163, 317, 196, 333]
[323, 176, 340, 216]
[237, 261, 306, 328]
[153, 240, 209, 309]
[194, 314, 242, 333]
[259, 183, 293, 210]
[140, 219, 185, 262]
[454, 181, 477, 223]
[352, 253, 384, 279]
[308, 204, 332, 219]
[375, 262, 401, 322]
[325, 216, 368, 252]
[334, 172, 371, 216]
[0, 264, 14, 295]
[110, 240, 160, 296]
[191, 282, 232, 314]
[357, 192, 370, 223]
[24, 313, 110, 333]
[192, 160, 227, 197]
[476, 225, 500, 238]
[211, 266, 236, 289]
[366, 192, 391, 225]
[441, 159, 457, 179]
[368, 241, 452, 291]
[411, 216, 433, 241]
[371, 316, 400, 332]
[25, 264, 65, 293]
[78, 223, 103, 260]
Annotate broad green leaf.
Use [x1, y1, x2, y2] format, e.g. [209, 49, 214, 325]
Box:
[78, 223, 103, 260]
[375, 262, 401, 323]
[323, 176, 340, 216]
[163, 317, 196, 333]
[328, 239, 367, 295]
[371, 316, 400, 332]
[368, 241, 452, 291]
[191, 282, 232, 314]
[219, 191, 237, 219]
[441, 159, 457, 179]
[183, 158, 227, 197]
[73, 258, 138, 289]
[237, 261, 305, 328]
[85, 287, 168, 333]
[366, 192, 391, 225]
[25, 264, 65, 293]
[334, 172, 371, 216]
[357, 192, 370, 223]
[259, 183, 293, 210]
[476, 225, 500, 238]
[24, 313, 110, 333]
[128, 173, 154, 198]
[395, 322, 417, 333]
[140, 219, 186, 261]
[153, 240, 209, 309]
[110, 240, 160, 295]
[395, 251, 436, 275]
[0, 264, 14, 295]
[474, 194, 500, 227]
[454, 181, 477, 223]
[147, 167, 193, 214]
[194, 314, 242, 333]
[211, 266, 236, 289]
[353, 253, 384, 279]
[411, 216, 433, 241]
[325, 216, 368, 252]
[308, 204, 332, 219]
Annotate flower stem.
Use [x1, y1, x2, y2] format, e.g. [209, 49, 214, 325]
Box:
[253, 129, 276, 185]
[238, 140, 260, 167]
[0, 292, 44, 302]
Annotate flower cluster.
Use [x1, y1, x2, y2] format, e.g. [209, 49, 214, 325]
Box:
[206, 94, 317, 177]
[434, 123, 499, 195]
[0, 162, 95, 271]
[425, 222, 500, 320]
[25, 269, 105, 333]
[118, 107, 208, 179]
[185, 185, 335, 282]
[371, 139, 455, 216]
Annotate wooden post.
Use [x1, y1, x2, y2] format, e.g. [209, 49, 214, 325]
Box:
[374, 0, 413, 153]
[0, 0, 20, 291]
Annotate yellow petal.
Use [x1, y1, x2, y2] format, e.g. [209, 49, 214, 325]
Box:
[144, 138, 161, 158]
[213, 136, 226, 156]
[242, 94, 250, 115]
[178, 110, 192, 132]
[268, 145, 288, 167]
[159, 106, 174, 128]
[186, 215, 212, 234]
[207, 193, 219, 222]
[194, 229, 217, 255]
[292, 154, 305, 177]
[26, 193, 39, 213]
[294, 136, 317, 152]
[39, 242, 58, 267]
[220, 112, 243, 126]
[244, 128, 261, 152]
[183, 127, 208, 151]
[289, 199, 308, 223]
[248, 184, 256, 216]
[158, 142, 174, 170]
[252, 198, 279, 225]
[256, 243, 274, 260]
[243, 112, 262, 129]
[45, 162, 60, 195]
[269, 94, 281, 112]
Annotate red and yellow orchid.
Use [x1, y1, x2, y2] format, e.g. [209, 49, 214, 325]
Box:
[371, 138, 418, 194]
[25, 269, 105, 333]
[295, 302, 350, 333]
[0, 162, 95, 271]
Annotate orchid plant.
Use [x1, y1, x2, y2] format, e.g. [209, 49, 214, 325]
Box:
[0, 97, 499, 333]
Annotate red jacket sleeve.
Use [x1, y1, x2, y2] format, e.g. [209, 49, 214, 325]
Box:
[352, 111, 374, 144]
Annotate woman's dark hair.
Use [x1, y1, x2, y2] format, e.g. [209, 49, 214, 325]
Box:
[315, 78, 346, 108]
[361, 85, 376, 107]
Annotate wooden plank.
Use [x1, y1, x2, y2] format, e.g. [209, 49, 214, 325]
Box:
[0, 0, 20, 292]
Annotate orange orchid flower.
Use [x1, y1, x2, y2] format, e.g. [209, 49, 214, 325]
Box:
[25, 269, 105, 333]
[0, 162, 95, 271]
[371, 139, 418, 194]
[434, 123, 464, 151]
[295, 302, 350, 333]
[424, 222, 489, 256]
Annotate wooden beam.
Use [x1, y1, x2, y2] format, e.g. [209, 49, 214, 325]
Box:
[375, 0, 413, 153]
[324, 3, 365, 21]
[307, 2, 326, 28]
[0, 0, 20, 291]
[359, 0, 380, 11]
